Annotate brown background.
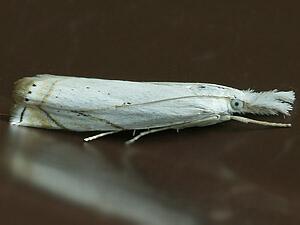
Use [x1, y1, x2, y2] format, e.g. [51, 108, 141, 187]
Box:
[0, 1, 299, 225]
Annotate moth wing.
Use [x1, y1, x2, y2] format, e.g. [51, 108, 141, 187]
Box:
[12, 75, 184, 108]
[87, 100, 222, 130]
[10, 104, 123, 131]
[11, 75, 222, 131]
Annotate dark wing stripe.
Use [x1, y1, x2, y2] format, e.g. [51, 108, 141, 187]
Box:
[19, 107, 27, 123]
[38, 106, 67, 129]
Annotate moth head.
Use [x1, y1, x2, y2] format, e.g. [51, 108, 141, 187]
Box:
[229, 89, 295, 116]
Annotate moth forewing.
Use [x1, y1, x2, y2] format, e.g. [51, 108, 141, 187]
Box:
[10, 75, 226, 130]
[10, 75, 295, 143]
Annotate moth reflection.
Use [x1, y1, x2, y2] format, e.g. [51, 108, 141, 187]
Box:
[5, 127, 199, 225]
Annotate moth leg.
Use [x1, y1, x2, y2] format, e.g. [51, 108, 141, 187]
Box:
[84, 131, 121, 142]
[229, 115, 291, 127]
[125, 115, 222, 144]
[132, 129, 136, 136]
[125, 127, 172, 145]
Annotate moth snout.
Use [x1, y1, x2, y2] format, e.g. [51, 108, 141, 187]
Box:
[241, 90, 295, 116]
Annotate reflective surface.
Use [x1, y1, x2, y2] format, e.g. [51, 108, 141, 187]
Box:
[0, 1, 300, 225]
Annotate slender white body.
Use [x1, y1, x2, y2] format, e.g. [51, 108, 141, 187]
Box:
[10, 75, 295, 143]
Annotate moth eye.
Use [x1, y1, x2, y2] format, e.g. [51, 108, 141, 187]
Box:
[230, 99, 244, 110]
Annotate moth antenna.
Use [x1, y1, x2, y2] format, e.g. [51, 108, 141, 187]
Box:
[230, 115, 291, 127]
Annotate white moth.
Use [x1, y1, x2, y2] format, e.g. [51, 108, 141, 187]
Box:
[10, 75, 295, 144]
